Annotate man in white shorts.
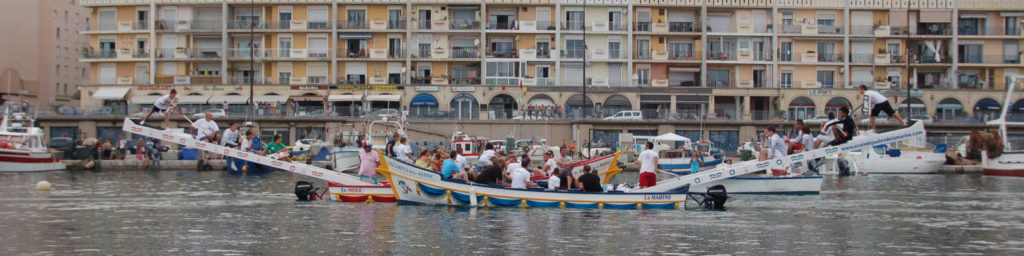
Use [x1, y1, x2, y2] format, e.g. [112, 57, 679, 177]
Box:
[860, 85, 905, 131]
[141, 89, 177, 128]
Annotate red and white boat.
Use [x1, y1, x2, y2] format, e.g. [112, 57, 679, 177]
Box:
[0, 112, 65, 172]
[982, 75, 1024, 177]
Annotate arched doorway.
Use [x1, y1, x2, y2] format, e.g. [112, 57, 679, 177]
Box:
[293, 92, 325, 115]
[936, 98, 964, 121]
[450, 93, 479, 120]
[824, 97, 851, 117]
[1012, 99, 1024, 121]
[787, 97, 815, 120]
[565, 94, 594, 119]
[603, 94, 632, 118]
[526, 94, 557, 119]
[974, 98, 1001, 122]
[410, 93, 439, 118]
[898, 97, 926, 117]
[488, 94, 517, 120]
[329, 93, 363, 117]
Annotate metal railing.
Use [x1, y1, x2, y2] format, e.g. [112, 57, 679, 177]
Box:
[850, 25, 875, 35]
[818, 25, 842, 34]
[341, 20, 367, 29]
[669, 22, 699, 32]
[914, 24, 951, 35]
[817, 53, 843, 62]
[609, 22, 628, 32]
[960, 25, 1023, 35]
[229, 76, 268, 84]
[634, 21, 651, 32]
[451, 77, 481, 85]
[307, 21, 331, 30]
[82, 49, 117, 59]
[388, 48, 406, 58]
[451, 47, 479, 58]
[959, 55, 1022, 64]
[562, 49, 585, 59]
[417, 21, 431, 30]
[782, 24, 801, 33]
[486, 21, 515, 30]
[706, 51, 736, 61]
[450, 20, 480, 30]
[136, 22, 149, 30]
[388, 18, 406, 29]
[340, 49, 368, 58]
[912, 54, 952, 64]
[537, 21, 555, 30]
[668, 51, 700, 60]
[563, 21, 585, 31]
[850, 54, 874, 63]
[189, 19, 221, 30]
[486, 48, 517, 58]
[484, 77, 518, 85]
[228, 20, 267, 29]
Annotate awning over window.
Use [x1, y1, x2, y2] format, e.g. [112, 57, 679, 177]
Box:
[668, 67, 701, 73]
[676, 95, 709, 104]
[253, 95, 289, 103]
[338, 33, 372, 39]
[975, 98, 1001, 110]
[209, 95, 250, 104]
[889, 10, 908, 27]
[410, 93, 438, 106]
[367, 94, 401, 102]
[936, 104, 963, 109]
[92, 87, 131, 100]
[328, 94, 363, 102]
[290, 95, 324, 102]
[920, 11, 952, 23]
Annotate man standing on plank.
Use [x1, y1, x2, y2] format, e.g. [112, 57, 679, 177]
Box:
[860, 85, 906, 132]
[141, 89, 177, 128]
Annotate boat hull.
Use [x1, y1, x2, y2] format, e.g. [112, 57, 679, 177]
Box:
[379, 152, 686, 209]
[688, 175, 823, 194]
[0, 149, 65, 172]
[854, 151, 946, 174]
[328, 183, 397, 202]
[983, 151, 1024, 177]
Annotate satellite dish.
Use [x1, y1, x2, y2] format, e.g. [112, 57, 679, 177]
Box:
[401, 67, 407, 73]
[473, 38, 480, 46]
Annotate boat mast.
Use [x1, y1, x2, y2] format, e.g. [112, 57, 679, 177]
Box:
[246, 0, 255, 125]
[997, 75, 1019, 150]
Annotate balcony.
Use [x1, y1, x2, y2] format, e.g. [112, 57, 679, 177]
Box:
[562, 21, 585, 31]
[668, 22, 699, 32]
[229, 76, 268, 85]
[82, 49, 117, 59]
[416, 21, 431, 30]
[340, 20, 367, 30]
[537, 21, 555, 31]
[850, 54, 874, 64]
[338, 79, 367, 85]
[850, 25, 875, 35]
[707, 79, 733, 88]
[817, 53, 843, 63]
[486, 49, 517, 58]
[452, 77, 482, 85]
[410, 77, 431, 85]
[667, 51, 700, 61]
[486, 21, 515, 30]
[450, 47, 479, 59]
[914, 24, 951, 36]
[818, 25, 842, 35]
[706, 51, 736, 61]
[136, 22, 149, 30]
[189, 19, 222, 30]
[340, 49, 369, 59]
[388, 49, 406, 59]
[781, 24, 801, 33]
[227, 48, 270, 59]
[388, 18, 406, 30]
[522, 78, 555, 86]
[228, 20, 267, 30]
[634, 21, 652, 32]
[450, 20, 480, 30]
[912, 54, 952, 64]
[609, 22, 628, 32]
[959, 55, 1023, 64]
[562, 49, 585, 59]
[155, 75, 221, 84]
[959, 26, 1022, 36]
[484, 77, 517, 85]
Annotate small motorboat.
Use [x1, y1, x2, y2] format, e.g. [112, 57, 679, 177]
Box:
[0, 109, 65, 172]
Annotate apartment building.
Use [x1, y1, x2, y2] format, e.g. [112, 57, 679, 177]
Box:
[0, 0, 89, 113]
[78, 0, 1024, 123]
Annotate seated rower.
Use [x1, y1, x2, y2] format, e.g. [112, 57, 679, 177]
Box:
[473, 157, 503, 185]
[547, 169, 561, 190]
[532, 150, 557, 177]
[266, 134, 291, 162]
[441, 151, 468, 181]
[506, 155, 537, 189]
[575, 165, 604, 192]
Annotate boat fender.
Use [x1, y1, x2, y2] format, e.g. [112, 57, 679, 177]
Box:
[83, 160, 95, 169]
[35, 181, 52, 191]
[469, 189, 478, 206]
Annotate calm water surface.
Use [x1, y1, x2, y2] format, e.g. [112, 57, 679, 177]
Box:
[1, 170, 1023, 255]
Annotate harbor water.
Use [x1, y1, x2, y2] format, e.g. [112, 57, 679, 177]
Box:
[2, 170, 1023, 255]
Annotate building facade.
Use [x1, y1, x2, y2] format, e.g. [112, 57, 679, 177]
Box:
[0, 0, 89, 112]
[78, 0, 1024, 123]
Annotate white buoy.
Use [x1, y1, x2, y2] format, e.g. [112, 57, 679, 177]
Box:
[35, 181, 52, 191]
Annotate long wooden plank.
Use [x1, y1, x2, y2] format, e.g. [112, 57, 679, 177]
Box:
[121, 118, 371, 186]
[639, 122, 926, 193]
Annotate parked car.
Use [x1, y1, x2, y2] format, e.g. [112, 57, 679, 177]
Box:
[603, 110, 643, 121]
[804, 115, 831, 124]
[362, 109, 400, 119]
[191, 109, 227, 119]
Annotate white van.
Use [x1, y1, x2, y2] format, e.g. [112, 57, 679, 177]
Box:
[603, 110, 643, 120]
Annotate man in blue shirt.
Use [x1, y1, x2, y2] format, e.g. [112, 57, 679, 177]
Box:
[441, 150, 467, 180]
[689, 150, 703, 174]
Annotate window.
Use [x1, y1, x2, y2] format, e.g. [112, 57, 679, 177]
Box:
[781, 71, 793, 88]
[56, 28, 60, 39]
[486, 62, 515, 77]
[347, 9, 366, 29]
[817, 70, 834, 87]
[565, 10, 584, 30]
[816, 42, 836, 62]
[64, 11, 68, 24]
[636, 68, 650, 85]
[565, 39, 584, 58]
[708, 69, 730, 87]
[55, 65, 60, 76]
[56, 46, 60, 57]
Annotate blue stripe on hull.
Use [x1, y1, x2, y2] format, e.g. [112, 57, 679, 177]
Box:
[603, 203, 639, 210]
[564, 202, 599, 209]
[692, 191, 821, 195]
[641, 203, 676, 209]
[487, 196, 522, 207]
[450, 191, 484, 206]
[397, 200, 425, 205]
[417, 183, 448, 197]
[526, 200, 561, 208]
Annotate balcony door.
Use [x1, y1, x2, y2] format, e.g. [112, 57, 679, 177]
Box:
[279, 9, 291, 29]
[418, 10, 431, 29]
[279, 37, 292, 57]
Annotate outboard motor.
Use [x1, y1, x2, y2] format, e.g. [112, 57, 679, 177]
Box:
[294, 181, 318, 201]
[701, 185, 728, 211]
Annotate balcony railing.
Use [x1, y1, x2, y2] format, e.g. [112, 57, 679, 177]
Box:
[634, 21, 651, 32]
[388, 49, 406, 58]
[486, 21, 515, 30]
[308, 21, 331, 30]
[537, 21, 555, 31]
[484, 77, 517, 85]
[668, 51, 700, 60]
[609, 22, 628, 31]
[450, 20, 480, 30]
[410, 77, 431, 85]
[782, 24, 801, 33]
[341, 20, 367, 29]
[82, 49, 117, 59]
[136, 22, 149, 30]
[914, 24, 951, 35]
[707, 79, 733, 88]
[228, 20, 267, 29]
[452, 77, 481, 85]
[959, 26, 1022, 36]
[562, 49, 585, 59]
[817, 53, 843, 62]
[417, 21, 431, 30]
[669, 22, 699, 32]
[563, 21, 585, 31]
[133, 49, 150, 58]
[486, 49, 517, 58]
[912, 54, 952, 64]
[340, 49, 368, 58]
[227, 48, 270, 59]
[818, 25, 842, 34]
[189, 19, 222, 30]
[451, 47, 479, 58]
[890, 26, 909, 35]
[388, 18, 406, 29]
[536, 50, 551, 59]
[850, 25, 875, 35]
[850, 54, 874, 63]
[959, 55, 1022, 64]
[706, 51, 736, 61]
[229, 76, 268, 84]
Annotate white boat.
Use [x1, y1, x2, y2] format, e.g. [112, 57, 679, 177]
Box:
[331, 146, 362, 172]
[981, 75, 1024, 177]
[0, 111, 65, 172]
[688, 174, 823, 195]
[648, 133, 724, 174]
[450, 131, 480, 163]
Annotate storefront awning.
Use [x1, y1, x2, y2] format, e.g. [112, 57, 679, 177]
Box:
[367, 94, 401, 102]
[253, 95, 289, 104]
[92, 87, 131, 100]
[290, 95, 324, 102]
[410, 94, 438, 106]
[936, 104, 963, 109]
[328, 94, 363, 102]
[209, 95, 250, 104]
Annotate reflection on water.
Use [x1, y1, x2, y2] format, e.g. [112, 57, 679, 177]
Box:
[1, 170, 1023, 254]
